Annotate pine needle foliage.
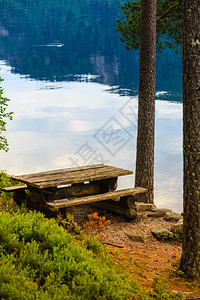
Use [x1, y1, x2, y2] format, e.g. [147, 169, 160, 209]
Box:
[116, 0, 182, 53]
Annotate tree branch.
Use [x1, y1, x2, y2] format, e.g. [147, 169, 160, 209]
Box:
[157, 0, 182, 21]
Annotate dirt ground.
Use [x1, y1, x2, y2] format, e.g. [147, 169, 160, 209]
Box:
[73, 205, 200, 298]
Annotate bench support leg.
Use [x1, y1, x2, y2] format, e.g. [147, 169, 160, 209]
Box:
[92, 178, 137, 219]
[93, 195, 137, 220]
[13, 190, 27, 206]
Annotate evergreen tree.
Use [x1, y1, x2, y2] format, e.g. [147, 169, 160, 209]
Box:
[135, 0, 157, 203]
[117, 0, 182, 202]
[179, 0, 200, 279]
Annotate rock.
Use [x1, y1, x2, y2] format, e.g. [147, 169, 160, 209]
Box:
[151, 208, 158, 212]
[164, 212, 183, 222]
[171, 219, 183, 234]
[147, 208, 172, 218]
[172, 291, 194, 297]
[135, 202, 157, 212]
[150, 226, 172, 240]
[177, 218, 183, 224]
[126, 232, 145, 243]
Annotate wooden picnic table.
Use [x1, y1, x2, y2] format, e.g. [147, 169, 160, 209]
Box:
[3, 164, 147, 220]
[12, 164, 133, 189]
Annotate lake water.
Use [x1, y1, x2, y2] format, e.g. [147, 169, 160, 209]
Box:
[0, 0, 183, 212]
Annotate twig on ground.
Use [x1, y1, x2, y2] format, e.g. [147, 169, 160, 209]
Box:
[103, 241, 124, 248]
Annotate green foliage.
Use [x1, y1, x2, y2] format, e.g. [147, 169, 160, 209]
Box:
[174, 233, 182, 241]
[0, 172, 19, 213]
[116, 0, 140, 50]
[161, 233, 182, 243]
[0, 171, 17, 196]
[176, 269, 185, 277]
[0, 210, 145, 299]
[0, 172, 27, 214]
[116, 0, 182, 53]
[172, 257, 181, 267]
[81, 235, 108, 260]
[161, 233, 174, 242]
[151, 277, 183, 299]
[0, 74, 13, 152]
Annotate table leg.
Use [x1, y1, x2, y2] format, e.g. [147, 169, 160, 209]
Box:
[97, 177, 118, 193]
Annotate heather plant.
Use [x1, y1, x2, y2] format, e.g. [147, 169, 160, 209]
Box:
[83, 212, 110, 234]
[0, 210, 146, 299]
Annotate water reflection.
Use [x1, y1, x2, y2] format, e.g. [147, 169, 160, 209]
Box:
[0, 0, 181, 98]
[1, 63, 182, 211]
[0, 0, 183, 212]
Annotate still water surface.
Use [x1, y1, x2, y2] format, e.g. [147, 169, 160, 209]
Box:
[0, 0, 182, 211]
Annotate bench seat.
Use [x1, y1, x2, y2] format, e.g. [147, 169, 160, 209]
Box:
[1, 185, 28, 192]
[47, 187, 147, 209]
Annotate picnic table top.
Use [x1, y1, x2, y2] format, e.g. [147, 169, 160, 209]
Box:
[12, 164, 133, 189]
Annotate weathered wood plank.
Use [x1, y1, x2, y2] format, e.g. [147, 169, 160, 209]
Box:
[12, 164, 105, 181]
[11, 165, 133, 189]
[47, 187, 147, 208]
[21, 167, 126, 185]
[0, 185, 28, 192]
[33, 170, 128, 189]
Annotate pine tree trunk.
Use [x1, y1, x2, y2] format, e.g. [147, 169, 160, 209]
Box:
[179, 0, 200, 279]
[135, 0, 157, 203]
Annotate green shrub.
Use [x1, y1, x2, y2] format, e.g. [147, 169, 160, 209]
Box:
[150, 277, 183, 299]
[161, 233, 183, 243]
[0, 256, 40, 300]
[161, 234, 174, 242]
[81, 235, 108, 259]
[0, 74, 13, 152]
[174, 233, 183, 241]
[0, 210, 145, 299]
[0, 171, 22, 213]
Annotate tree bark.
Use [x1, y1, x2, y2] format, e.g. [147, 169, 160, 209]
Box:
[135, 0, 157, 203]
[179, 0, 200, 279]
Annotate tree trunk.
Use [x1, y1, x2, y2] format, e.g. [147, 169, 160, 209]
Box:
[135, 0, 157, 203]
[179, 0, 200, 279]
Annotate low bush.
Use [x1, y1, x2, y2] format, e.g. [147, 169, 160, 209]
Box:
[0, 171, 21, 213]
[0, 210, 145, 299]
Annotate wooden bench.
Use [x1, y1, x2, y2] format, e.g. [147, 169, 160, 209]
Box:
[47, 187, 147, 220]
[1, 185, 27, 192]
[2, 164, 147, 220]
[1, 185, 28, 206]
[47, 187, 147, 208]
